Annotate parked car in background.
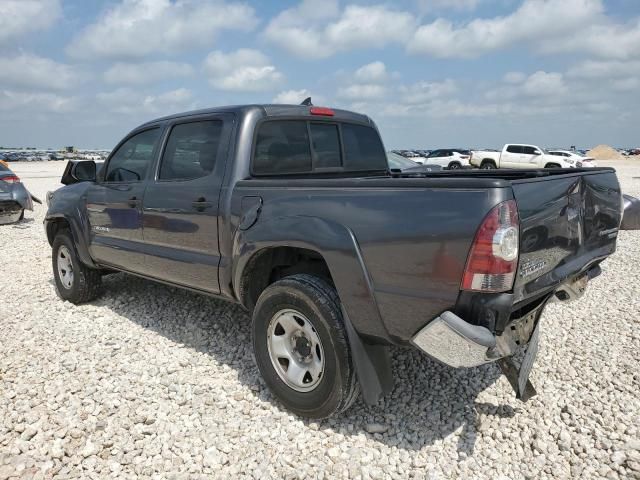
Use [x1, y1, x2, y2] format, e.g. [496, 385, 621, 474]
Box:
[547, 150, 597, 168]
[387, 152, 442, 173]
[471, 144, 576, 169]
[420, 149, 472, 169]
[0, 163, 34, 224]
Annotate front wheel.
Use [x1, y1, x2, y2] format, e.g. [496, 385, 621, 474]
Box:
[52, 230, 102, 304]
[252, 274, 359, 418]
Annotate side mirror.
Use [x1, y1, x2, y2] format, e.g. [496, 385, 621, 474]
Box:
[533, 150, 542, 155]
[61, 160, 97, 185]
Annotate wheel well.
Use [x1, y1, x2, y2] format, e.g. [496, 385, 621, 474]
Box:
[239, 247, 334, 311]
[46, 218, 71, 246]
[482, 158, 496, 165]
[544, 163, 560, 168]
[447, 161, 461, 168]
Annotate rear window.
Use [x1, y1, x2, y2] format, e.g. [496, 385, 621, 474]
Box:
[253, 120, 386, 175]
[340, 123, 386, 171]
[253, 121, 311, 175]
[310, 123, 341, 169]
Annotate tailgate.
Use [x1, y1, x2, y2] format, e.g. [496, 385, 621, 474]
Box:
[511, 169, 621, 303]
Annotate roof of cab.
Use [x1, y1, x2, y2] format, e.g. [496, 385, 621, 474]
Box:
[138, 104, 373, 128]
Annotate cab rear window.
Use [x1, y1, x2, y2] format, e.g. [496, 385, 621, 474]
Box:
[253, 120, 386, 175]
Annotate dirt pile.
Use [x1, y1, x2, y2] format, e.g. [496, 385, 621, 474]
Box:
[586, 145, 624, 160]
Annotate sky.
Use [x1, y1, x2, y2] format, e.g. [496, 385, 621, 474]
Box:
[0, 0, 639, 150]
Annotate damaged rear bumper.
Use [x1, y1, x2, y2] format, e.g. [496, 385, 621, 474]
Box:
[411, 272, 594, 401]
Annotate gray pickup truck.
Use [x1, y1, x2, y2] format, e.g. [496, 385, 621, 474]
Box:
[45, 104, 624, 418]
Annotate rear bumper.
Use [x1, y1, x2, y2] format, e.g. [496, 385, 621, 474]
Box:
[411, 270, 596, 368]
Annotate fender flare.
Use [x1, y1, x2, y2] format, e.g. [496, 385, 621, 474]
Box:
[233, 215, 393, 404]
[45, 212, 97, 268]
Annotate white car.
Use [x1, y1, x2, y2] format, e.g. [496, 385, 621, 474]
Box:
[471, 144, 576, 169]
[418, 149, 471, 169]
[547, 150, 597, 168]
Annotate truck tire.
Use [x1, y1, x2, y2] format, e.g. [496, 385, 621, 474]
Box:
[481, 160, 496, 169]
[52, 230, 102, 304]
[252, 274, 359, 418]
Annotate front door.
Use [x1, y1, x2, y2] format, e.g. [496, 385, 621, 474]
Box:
[141, 115, 233, 293]
[86, 127, 162, 272]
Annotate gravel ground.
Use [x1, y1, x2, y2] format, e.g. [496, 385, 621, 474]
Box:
[1, 161, 639, 480]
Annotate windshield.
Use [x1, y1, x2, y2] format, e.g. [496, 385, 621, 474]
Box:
[387, 152, 419, 169]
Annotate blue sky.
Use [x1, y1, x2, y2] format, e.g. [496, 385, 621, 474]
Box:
[0, 0, 639, 149]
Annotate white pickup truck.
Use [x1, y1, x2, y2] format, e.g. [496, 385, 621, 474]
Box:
[471, 144, 575, 169]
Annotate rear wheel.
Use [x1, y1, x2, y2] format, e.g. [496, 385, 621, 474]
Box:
[252, 274, 359, 418]
[480, 160, 496, 169]
[52, 230, 102, 304]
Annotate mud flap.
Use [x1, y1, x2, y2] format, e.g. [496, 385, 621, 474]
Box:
[341, 307, 394, 405]
[497, 320, 540, 402]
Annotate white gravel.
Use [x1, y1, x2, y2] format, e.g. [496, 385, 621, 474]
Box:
[1, 161, 639, 479]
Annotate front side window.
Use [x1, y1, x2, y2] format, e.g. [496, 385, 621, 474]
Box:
[521, 146, 537, 155]
[159, 121, 223, 181]
[253, 121, 312, 174]
[105, 128, 160, 182]
[310, 123, 341, 168]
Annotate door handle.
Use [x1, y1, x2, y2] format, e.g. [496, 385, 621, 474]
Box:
[128, 196, 140, 208]
[192, 197, 213, 211]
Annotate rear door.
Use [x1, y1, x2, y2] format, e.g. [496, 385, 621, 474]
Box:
[86, 127, 162, 272]
[141, 115, 233, 293]
[511, 170, 622, 304]
[501, 145, 522, 168]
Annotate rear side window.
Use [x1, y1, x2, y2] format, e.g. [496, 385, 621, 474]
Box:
[253, 121, 311, 174]
[310, 123, 341, 168]
[506, 145, 523, 154]
[341, 123, 387, 171]
[159, 120, 223, 181]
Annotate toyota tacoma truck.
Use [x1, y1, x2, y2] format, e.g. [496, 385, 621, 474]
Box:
[45, 104, 624, 418]
[471, 144, 576, 169]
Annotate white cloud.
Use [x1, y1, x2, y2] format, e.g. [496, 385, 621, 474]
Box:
[0, 0, 61, 45]
[272, 89, 313, 104]
[104, 61, 194, 85]
[486, 70, 566, 100]
[354, 62, 389, 83]
[0, 90, 78, 113]
[338, 84, 388, 100]
[67, 0, 258, 59]
[399, 79, 457, 105]
[538, 19, 640, 60]
[265, 1, 416, 59]
[566, 60, 640, 79]
[203, 49, 284, 92]
[97, 87, 194, 115]
[417, 0, 481, 12]
[503, 71, 526, 84]
[409, 0, 604, 58]
[0, 54, 82, 91]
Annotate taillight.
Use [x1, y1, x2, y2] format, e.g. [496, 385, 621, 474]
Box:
[310, 106, 334, 116]
[1, 175, 20, 183]
[461, 199, 519, 292]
